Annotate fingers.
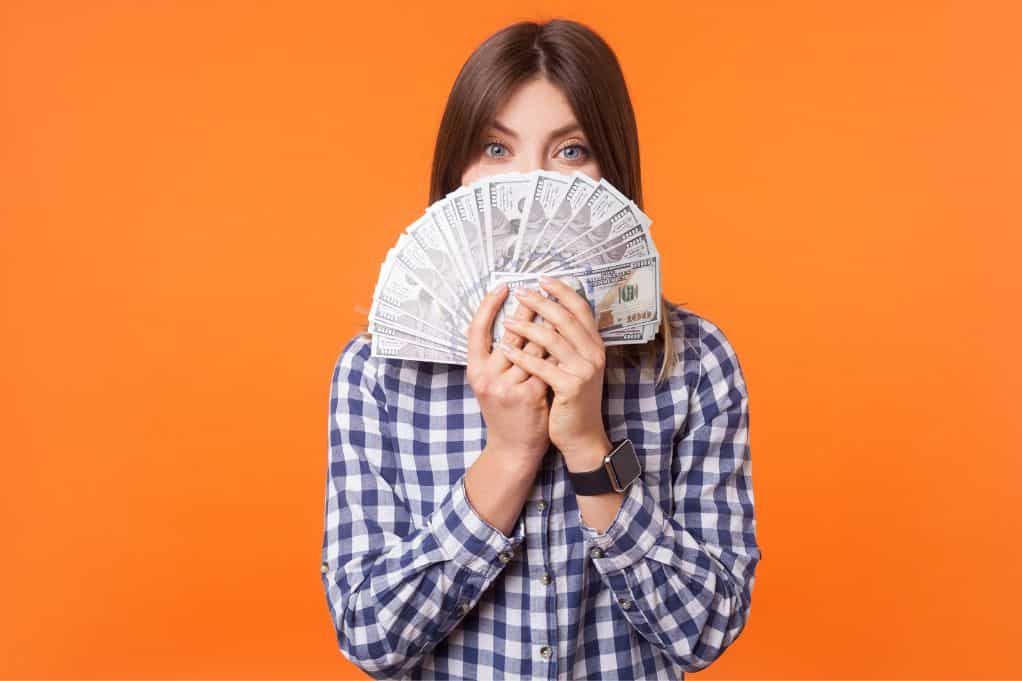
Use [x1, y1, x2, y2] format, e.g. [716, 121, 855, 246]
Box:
[469, 283, 552, 389]
[468, 283, 508, 366]
[500, 294, 538, 348]
[492, 294, 541, 374]
[510, 286, 604, 368]
[488, 354, 552, 408]
[504, 337, 547, 384]
[523, 374, 549, 394]
[502, 316, 586, 374]
[497, 340, 578, 395]
[538, 275, 601, 340]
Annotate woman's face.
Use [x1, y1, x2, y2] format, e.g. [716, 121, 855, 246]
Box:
[460, 76, 602, 186]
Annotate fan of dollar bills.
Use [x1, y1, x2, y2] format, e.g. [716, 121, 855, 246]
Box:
[368, 169, 661, 364]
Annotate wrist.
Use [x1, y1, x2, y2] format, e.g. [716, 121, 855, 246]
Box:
[481, 442, 545, 480]
[559, 433, 614, 472]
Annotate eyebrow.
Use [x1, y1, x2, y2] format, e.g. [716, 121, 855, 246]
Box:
[490, 119, 583, 142]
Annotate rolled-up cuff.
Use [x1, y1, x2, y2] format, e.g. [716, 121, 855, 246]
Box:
[579, 477, 665, 573]
[429, 474, 526, 575]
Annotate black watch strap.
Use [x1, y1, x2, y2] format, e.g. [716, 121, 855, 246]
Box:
[567, 439, 640, 496]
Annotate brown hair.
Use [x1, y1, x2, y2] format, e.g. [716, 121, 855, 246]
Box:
[365, 18, 680, 385]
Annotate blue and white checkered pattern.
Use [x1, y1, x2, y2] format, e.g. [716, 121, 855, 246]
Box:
[320, 302, 762, 680]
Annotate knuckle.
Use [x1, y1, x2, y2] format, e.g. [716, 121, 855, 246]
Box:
[514, 300, 533, 316]
[493, 385, 511, 405]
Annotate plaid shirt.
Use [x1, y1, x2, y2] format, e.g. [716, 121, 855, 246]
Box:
[320, 302, 762, 680]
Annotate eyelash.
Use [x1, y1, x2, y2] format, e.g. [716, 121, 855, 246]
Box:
[482, 137, 591, 162]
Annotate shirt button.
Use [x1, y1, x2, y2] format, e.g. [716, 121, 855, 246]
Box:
[618, 598, 633, 610]
[539, 645, 553, 660]
[498, 550, 513, 563]
[320, 562, 329, 574]
[457, 602, 471, 616]
[540, 572, 552, 585]
[536, 500, 547, 511]
[590, 547, 604, 559]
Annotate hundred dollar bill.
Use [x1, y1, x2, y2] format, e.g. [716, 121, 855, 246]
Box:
[435, 191, 485, 308]
[467, 184, 493, 299]
[554, 256, 661, 332]
[539, 201, 652, 271]
[603, 332, 656, 346]
[520, 172, 599, 272]
[372, 249, 468, 340]
[394, 233, 472, 327]
[488, 274, 592, 346]
[405, 213, 475, 313]
[483, 173, 533, 274]
[368, 297, 469, 352]
[601, 325, 649, 344]
[490, 256, 660, 346]
[563, 222, 659, 272]
[371, 321, 467, 358]
[423, 205, 478, 312]
[371, 329, 466, 365]
[602, 318, 660, 345]
[537, 224, 662, 347]
[510, 170, 575, 271]
[529, 178, 632, 271]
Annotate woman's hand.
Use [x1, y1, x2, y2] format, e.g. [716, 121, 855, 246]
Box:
[497, 276, 612, 467]
[467, 283, 551, 473]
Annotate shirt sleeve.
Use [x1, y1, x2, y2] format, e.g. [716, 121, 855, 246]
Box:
[577, 319, 762, 672]
[320, 335, 526, 679]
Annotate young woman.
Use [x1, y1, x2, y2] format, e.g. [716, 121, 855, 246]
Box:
[321, 19, 762, 680]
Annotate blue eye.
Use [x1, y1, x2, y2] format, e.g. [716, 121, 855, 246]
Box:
[484, 141, 509, 158]
[559, 144, 590, 161]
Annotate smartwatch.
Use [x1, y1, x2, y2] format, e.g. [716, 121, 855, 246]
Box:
[567, 438, 641, 495]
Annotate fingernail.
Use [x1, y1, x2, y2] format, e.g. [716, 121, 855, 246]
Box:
[538, 275, 554, 285]
[498, 342, 516, 354]
[515, 288, 533, 298]
[492, 283, 508, 295]
[502, 318, 518, 326]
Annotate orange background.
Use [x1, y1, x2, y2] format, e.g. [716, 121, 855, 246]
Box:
[3, 1, 1020, 678]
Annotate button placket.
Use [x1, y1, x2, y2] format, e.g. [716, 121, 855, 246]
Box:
[536, 468, 557, 667]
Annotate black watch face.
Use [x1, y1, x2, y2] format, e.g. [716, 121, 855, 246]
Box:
[609, 441, 641, 487]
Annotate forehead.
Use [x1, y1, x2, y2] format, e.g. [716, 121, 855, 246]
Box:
[488, 77, 579, 134]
